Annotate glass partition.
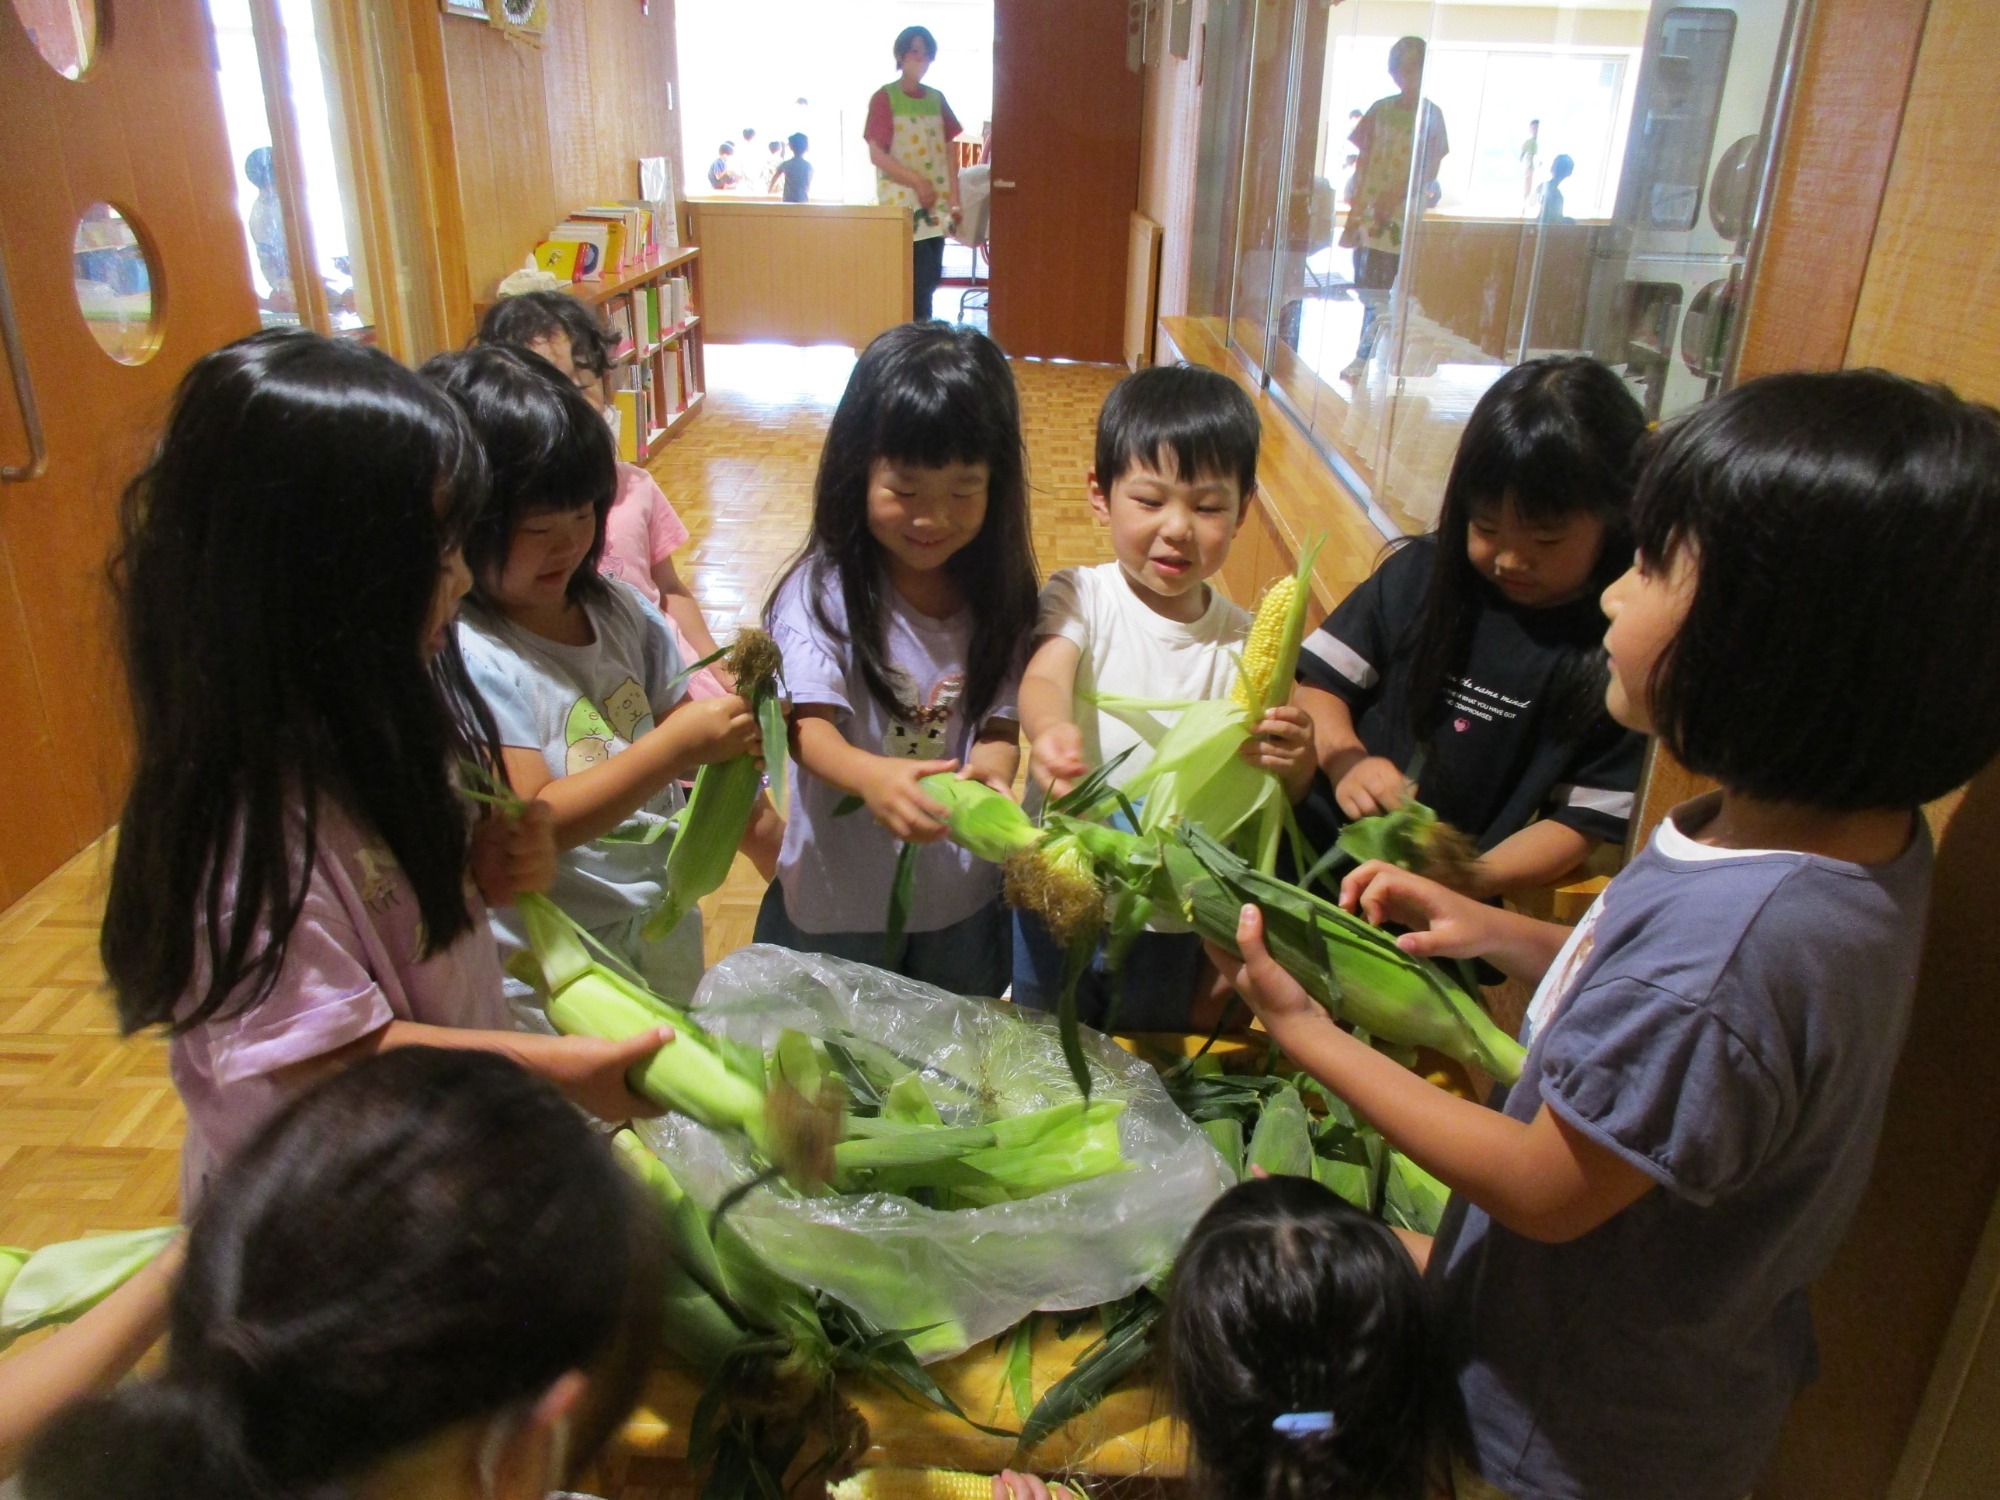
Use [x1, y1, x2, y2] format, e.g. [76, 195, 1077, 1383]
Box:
[1187, 0, 1797, 536]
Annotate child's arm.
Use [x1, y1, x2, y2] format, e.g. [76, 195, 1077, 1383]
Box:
[1018, 634, 1088, 796]
[1461, 821, 1595, 901]
[275, 1018, 674, 1127]
[651, 556, 732, 688]
[1297, 682, 1409, 817]
[502, 693, 759, 850]
[0, 1236, 182, 1478]
[1239, 703, 1317, 803]
[1217, 905, 1654, 1243]
[962, 720, 1022, 794]
[794, 708, 957, 843]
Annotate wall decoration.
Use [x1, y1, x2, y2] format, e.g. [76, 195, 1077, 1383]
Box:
[487, 0, 548, 39]
[440, 0, 487, 18]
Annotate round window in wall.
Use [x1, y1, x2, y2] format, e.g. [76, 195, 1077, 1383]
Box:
[12, 0, 98, 79]
[73, 203, 161, 365]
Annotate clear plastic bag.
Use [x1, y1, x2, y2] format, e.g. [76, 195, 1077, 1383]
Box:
[637, 944, 1233, 1363]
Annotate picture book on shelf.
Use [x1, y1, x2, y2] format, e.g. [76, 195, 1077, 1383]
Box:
[533, 239, 583, 282]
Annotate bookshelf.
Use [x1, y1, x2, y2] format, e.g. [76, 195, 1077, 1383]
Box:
[573, 245, 705, 464]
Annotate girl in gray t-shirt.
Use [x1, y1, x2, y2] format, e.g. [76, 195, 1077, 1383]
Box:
[1212, 370, 2000, 1500]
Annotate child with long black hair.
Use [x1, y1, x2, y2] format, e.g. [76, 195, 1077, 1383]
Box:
[20, 1047, 666, 1500]
[101, 330, 671, 1207]
[1223, 369, 2000, 1500]
[756, 321, 1039, 996]
[1296, 356, 1648, 898]
[995, 1176, 1441, 1500]
[431, 345, 760, 1007]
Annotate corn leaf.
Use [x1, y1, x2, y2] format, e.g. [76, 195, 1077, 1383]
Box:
[1045, 744, 1137, 822]
[1016, 1294, 1160, 1451]
[759, 694, 790, 818]
[1245, 1083, 1313, 1177]
[1006, 1315, 1038, 1421]
[0, 1226, 178, 1349]
[884, 839, 919, 951]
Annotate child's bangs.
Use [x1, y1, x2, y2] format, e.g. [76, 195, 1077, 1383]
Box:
[869, 362, 1012, 473]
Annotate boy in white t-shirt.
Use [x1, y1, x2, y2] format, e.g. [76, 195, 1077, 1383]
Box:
[1016, 365, 1316, 1027]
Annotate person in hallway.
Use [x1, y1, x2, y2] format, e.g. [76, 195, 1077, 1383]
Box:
[1341, 36, 1449, 385]
[864, 25, 963, 322]
[243, 146, 292, 313]
[707, 140, 739, 191]
[763, 138, 786, 194]
[1539, 154, 1575, 224]
[775, 132, 813, 203]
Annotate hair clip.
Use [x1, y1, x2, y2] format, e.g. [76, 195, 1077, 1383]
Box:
[1271, 1411, 1336, 1437]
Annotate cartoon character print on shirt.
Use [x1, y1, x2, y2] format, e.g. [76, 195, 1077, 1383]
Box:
[561, 680, 653, 776]
[881, 670, 964, 760]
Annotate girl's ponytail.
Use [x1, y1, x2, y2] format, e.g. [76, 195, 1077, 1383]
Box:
[1165, 1178, 1441, 1500]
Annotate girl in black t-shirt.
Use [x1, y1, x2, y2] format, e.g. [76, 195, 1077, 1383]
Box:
[1295, 356, 1647, 899]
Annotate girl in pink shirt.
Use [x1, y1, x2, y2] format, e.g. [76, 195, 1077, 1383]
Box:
[99, 330, 676, 1208]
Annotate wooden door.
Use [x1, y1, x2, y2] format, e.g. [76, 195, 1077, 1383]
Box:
[989, 0, 1145, 363]
[0, 3, 259, 907]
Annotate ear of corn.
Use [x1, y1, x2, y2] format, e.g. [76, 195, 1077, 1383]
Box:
[1385, 1151, 1450, 1235]
[1336, 799, 1481, 888]
[1201, 1117, 1245, 1180]
[915, 773, 1042, 861]
[830, 1470, 1080, 1500]
[1175, 826, 1526, 1083]
[0, 1226, 178, 1352]
[1228, 537, 1323, 722]
[643, 629, 786, 943]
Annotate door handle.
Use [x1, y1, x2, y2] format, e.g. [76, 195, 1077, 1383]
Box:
[994, 180, 1018, 190]
[0, 235, 48, 483]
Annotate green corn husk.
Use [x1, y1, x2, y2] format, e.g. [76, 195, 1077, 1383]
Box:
[643, 629, 787, 943]
[1176, 825, 1527, 1083]
[1336, 799, 1481, 888]
[522, 894, 849, 1184]
[1201, 1117, 1246, 1180]
[1385, 1152, 1450, 1236]
[0, 1226, 178, 1352]
[1245, 1083, 1313, 1177]
[915, 773, 1043, 861]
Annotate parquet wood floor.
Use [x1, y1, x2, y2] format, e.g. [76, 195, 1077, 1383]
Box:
[0, 341, 1381, 1297]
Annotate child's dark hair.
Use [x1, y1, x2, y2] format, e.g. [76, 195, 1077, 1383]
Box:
[1094, 362, 1260, 500]
[1165, 1177, 1440, 1500]
[894, 24, 937, 62]
[21, 1048, 666, 1500]
[475, 288, 612, 379]
[422, 343, 617, 608]
[1404, 354, 1644, 740]
[101, 329, 499, 1035]
[1633, 368, 2000, 809]
[772, 321, 1038, 726]
[788, 131, 809, 155]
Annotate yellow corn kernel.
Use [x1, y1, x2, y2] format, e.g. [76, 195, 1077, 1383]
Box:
[1230, 573, 1300, 716]
[831, 1471, 1075, 1500]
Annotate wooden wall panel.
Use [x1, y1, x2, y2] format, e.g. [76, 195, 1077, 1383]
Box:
[685, 202, 908, 349]
[433, 2, 682, 313]
[1843, 1, 2000, 390]
[1734, 0, 1929, 379]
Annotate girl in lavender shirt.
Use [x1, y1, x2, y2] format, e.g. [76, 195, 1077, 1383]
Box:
[754, 323, 1039, 996]
[99, 332, 677, 1209]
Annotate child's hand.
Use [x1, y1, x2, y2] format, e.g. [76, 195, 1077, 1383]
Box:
[1338, 860, 1500, 961]
[470, 801, 558, 907]
[538, 1027, 674, 1124]
[958, 762, 1018, 796]
[679, 693, 762, 767]
[860, 756, 958, 843]
[1334, 755, 1411, 819]
[1204, 904, 1324, 1034]
[1030, 722, 1089, 798]
[994, 1472, 1071, 1500]
[1240, 704, 1315, 786]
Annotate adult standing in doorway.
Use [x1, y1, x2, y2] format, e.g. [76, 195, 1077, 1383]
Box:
[864, 25, 963, 322]
[1340, 35, 1448, 384]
